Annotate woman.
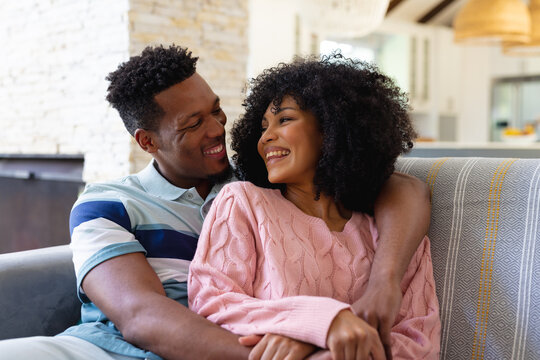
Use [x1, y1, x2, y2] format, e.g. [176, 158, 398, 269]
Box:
[188, 54, 440, 360]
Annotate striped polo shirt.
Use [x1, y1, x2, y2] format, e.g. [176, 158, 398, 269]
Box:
[59, 160, 230, 359]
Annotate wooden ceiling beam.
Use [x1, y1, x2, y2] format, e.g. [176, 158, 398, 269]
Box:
[386, 0, 407, 15]
[417, 0, 457, 23]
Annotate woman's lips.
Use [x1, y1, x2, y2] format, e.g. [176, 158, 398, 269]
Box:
[265, 149, 290, 160]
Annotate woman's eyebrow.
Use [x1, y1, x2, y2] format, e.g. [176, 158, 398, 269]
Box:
[272, 106, 296, 114]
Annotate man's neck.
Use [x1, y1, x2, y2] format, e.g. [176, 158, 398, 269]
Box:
[152, 161, 212, 199]
[195, 182, 212, 200]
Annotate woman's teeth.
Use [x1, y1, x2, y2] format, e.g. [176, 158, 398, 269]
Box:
[266, 150, 290, 159]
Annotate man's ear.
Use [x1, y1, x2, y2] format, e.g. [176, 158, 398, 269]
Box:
[134, 129, 159, 153]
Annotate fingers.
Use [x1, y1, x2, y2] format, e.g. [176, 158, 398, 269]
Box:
[248, 334, 316, 360]
[327, 310, 387, 360]
[359, 309, 392, 360]
[239, 334, 264, 346]
[362, 310, 379, 330]
[305, 350, 333, 360]
[377, 322, 392, 360]
[248, 334, 271, 360]
[370, 334, 386, 360]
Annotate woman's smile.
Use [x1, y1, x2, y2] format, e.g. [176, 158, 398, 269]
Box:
[264, 147, 291, 165]
[257, 96, 322, 186]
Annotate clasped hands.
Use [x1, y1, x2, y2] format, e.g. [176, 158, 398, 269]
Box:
[239, 281, 402, 360]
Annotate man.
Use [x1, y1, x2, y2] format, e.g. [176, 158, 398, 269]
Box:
[0, 45, 431, 359]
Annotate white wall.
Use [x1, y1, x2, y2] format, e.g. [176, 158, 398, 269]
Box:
[248, 0, 299, 79]
[0, 0, 131, 182]
[456, 46, 492, 142]
[456, 45, 540, 142]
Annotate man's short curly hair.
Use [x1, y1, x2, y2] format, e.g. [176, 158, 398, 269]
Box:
[231, 53, 416, 214]
[106, 45, 198, 135]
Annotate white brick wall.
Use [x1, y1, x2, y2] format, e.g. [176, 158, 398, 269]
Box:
[127, 0, 249, 173]
[1, 0, 248, 183]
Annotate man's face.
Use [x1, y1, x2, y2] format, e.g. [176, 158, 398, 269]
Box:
[151, 73, 230, 189]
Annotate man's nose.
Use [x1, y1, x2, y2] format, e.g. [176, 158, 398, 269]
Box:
[207, 116, 225, 138]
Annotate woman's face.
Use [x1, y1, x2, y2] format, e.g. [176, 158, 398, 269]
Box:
[257, 96, 323, 186]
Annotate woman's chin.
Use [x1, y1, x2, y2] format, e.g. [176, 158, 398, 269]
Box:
[266, 174, 284, 184]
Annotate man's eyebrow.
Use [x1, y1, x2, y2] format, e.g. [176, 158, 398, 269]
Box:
[182, 97, 221, 121]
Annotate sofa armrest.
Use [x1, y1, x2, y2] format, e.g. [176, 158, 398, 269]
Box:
[0, 245, 80, 340]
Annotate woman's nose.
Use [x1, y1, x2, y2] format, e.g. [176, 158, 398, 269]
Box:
[260, 126, 277, 144]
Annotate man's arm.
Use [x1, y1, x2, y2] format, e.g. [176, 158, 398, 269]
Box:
[352, 172, 431, 357]
[82, 252, 250, 360]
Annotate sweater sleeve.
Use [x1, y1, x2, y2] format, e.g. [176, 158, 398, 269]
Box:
[188, 183, 350, 348]
[389, 235, 441, 360]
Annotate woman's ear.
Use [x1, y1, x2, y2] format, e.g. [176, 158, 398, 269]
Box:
[134, 129, 159, 153]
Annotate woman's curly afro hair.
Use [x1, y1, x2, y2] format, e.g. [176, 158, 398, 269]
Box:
[231, 53, 416, 214]
[106, 45, 198, 135]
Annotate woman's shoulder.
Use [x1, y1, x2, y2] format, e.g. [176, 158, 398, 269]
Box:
[215, 181, 283, 220]
[221, 181, 273, 193]
[220, 181, 280, 200]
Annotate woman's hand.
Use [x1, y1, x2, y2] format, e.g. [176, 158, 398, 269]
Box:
[239, 333, 317, 360]
[305, 350, 332, 360]
[351, 279, 402, 359]
[326, 310, 385, 360]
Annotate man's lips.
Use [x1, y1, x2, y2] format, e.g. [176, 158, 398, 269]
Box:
[203, 143, 226, 157]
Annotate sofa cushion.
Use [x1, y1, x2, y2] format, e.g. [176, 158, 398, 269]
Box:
[0, 245, 80, 339]
[396, 157, 540, 360]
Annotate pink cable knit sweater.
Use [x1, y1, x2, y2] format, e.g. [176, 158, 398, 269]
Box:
[188, 181, 440, 359]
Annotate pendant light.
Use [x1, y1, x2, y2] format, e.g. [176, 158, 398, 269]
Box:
[299, 0, 390, 38]
[504, 0, 540, 55]
[453, 0, 531, 45]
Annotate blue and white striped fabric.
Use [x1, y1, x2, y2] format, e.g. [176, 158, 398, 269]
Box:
[62, 161, 227, 359]
[397, 157, 540, 360]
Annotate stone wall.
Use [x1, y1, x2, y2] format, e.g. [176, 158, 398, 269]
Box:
[127, 0, 249, 173]
[0, 0, 248, 183]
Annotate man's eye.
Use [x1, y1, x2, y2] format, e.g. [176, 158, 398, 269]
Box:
[212, 108, 222, 115]
[180, 119, 202, 132]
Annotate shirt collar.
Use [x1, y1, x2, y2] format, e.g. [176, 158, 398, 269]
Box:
[136, 161, 189, 200]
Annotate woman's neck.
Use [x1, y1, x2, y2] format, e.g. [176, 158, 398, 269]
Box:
[284, 184, 352, 232]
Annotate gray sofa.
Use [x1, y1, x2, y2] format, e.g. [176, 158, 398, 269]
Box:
[0, 244, 79, 339]
[1, 157, 539, 359]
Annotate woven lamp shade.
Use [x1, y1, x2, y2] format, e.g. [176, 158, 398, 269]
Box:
[504, 0, 540, 55]
[299, 0, 390, 37]
[454, 0, 531, 45]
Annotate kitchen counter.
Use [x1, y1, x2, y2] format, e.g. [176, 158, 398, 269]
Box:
[406, 141, 540, 158]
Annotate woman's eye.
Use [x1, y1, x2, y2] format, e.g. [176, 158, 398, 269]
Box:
[260, 127, 267, 133]
[280, 117, 292, 123]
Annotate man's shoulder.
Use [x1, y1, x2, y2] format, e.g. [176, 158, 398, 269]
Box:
[76, 174, 145, 204]
[69, 175, 144, 233]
